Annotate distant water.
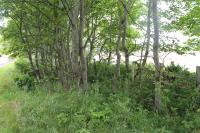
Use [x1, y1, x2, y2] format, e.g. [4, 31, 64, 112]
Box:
[160, 52, 200, 72]
[1, 52, 200, 72]
[129, 52, 200, 72]
[97, 51, 200, 72]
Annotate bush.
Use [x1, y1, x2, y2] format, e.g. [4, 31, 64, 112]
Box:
[14, 74, 35, 91]
[163, 63, 200, 115]
[88, 62, 132, 84]
[15, 58, 30, 74]
[14, 83, 200, 133]
[14, 58, 35, 91]
[10, 62, 200, 132]
[14, 85, 160, 132]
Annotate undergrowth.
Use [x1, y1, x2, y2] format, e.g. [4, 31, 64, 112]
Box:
[0, 60, 200, 133]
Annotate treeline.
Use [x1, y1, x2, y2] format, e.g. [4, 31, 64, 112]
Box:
[0, 0, 199, 113]
[0, 0, 144, 90]
[0, 0, 142, 88]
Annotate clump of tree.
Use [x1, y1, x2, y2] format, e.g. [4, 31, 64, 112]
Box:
[0, 0, 142, 89]
[0, 0, 199, 113]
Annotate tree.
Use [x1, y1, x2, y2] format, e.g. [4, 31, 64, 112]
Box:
[0, 0, 142, 91]
[152, 0, 162, 111]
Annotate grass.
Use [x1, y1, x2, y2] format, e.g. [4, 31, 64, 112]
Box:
[0, 63, 60, 132]
[0, 63, 24, 132]
[0, 62, 200, 132]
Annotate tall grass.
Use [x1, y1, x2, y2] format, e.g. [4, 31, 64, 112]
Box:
[0, 61, 200, 132]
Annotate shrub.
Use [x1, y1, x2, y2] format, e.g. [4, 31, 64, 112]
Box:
[15, 58, 30, 74]
[14, 58, 35, 91]
[10, 62, 200, 132]
[14, 85, 158, 132]
[14, 74, 35, 91]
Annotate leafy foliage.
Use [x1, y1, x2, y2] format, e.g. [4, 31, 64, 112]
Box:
[5, 62, 198, 132]
[0, 0, 200, 132]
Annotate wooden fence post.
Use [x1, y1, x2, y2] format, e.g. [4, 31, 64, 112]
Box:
[132, 62, 137, 81]
[196, 66, 200, 90]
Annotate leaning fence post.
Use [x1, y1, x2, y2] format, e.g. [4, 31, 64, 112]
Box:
[132, 62, 136, 81]
[196, 66, 200, 90]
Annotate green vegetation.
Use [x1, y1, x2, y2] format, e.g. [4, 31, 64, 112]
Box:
[0, 0, 200, 132]
[0, 61, 199, 132]
[0, 63, 20, 132]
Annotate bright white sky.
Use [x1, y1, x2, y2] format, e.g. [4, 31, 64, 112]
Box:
[0, 18, 7, 27]
[0, 55, 12, 68]
[0, 19, 5, 27]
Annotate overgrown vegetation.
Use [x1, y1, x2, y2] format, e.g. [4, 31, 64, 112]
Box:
[0, 60, 199, 132]
[0, 0, 200, 132]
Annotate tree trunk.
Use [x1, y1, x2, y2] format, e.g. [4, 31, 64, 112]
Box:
[71, 1, 80, 86]
[152, 0, 161, 112]
[122, 0, 129, 72]
[116, 35, 121, 81]
[113, 33, 121, 92]
[142, 1, 151, 67]
[107, 52, 112, 65]
[28, 50, 39, 81]
[40, 47, 48, 76]
[113, 0, 123, 91]
[87, 17, 96, 64]
[138, 1, 152, 88]
[108, 8, 113, 66]
[79, 0, 88, 89]
[35, 48, 41, 79]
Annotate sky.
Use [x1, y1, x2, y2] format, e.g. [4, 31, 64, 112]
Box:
[0, 18, 7, 27]
[0, 19, 4, 27]
[0, 55, 13, 68]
